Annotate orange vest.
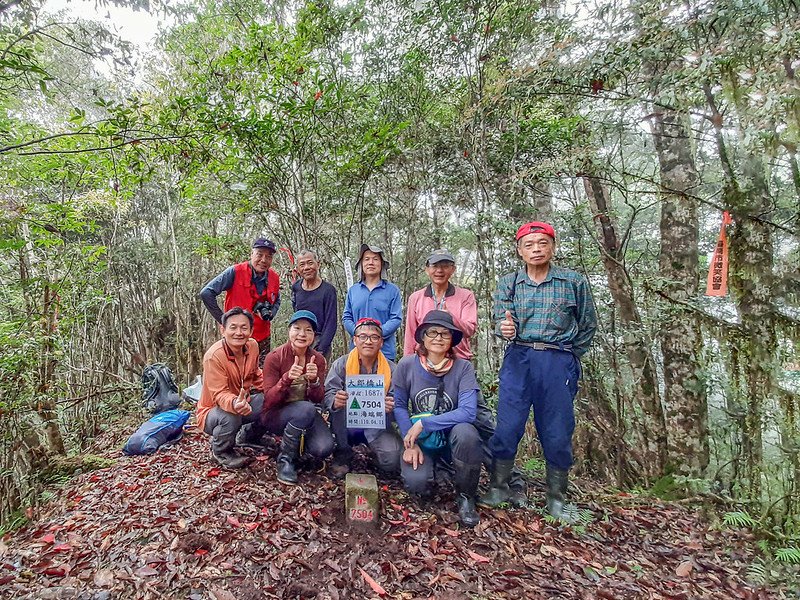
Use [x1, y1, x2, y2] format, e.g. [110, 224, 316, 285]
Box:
[223, 261, 279, 342]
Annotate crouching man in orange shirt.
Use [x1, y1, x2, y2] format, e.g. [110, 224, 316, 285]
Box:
[196, 307, 267, 469]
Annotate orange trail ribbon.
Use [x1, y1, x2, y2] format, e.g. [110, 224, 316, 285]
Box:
[706, 211, 732, 297]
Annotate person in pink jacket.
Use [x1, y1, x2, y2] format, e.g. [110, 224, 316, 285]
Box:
[404, 248, 529, 506]
[403, 249, 477, 360]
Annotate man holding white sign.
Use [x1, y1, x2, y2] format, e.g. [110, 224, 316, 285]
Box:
[324, 318, 403, 478]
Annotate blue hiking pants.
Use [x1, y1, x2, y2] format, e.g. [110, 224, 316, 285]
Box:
[488, 344, 580, 471]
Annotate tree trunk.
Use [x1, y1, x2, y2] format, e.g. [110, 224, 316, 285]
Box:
[728, 168, 774, 500]
[704, 83, 775, 499]
[36, 282, 66, 455]
[651, 109, 708, 477]
[509, 179, 553, 223]
[529, 180, 553, 223]
[582, 173, 667, 479]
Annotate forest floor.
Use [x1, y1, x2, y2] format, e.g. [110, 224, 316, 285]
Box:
[0, 427, 792, 600]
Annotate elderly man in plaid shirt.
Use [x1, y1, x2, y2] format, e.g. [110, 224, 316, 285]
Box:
[481, 221, 597, 521]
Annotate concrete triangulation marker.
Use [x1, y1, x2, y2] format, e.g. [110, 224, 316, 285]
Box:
[345, 473, 379, 528]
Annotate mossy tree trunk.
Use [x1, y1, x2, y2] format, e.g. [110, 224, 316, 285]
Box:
[651, 109, 708, 477]
[582, 172, 668, 480]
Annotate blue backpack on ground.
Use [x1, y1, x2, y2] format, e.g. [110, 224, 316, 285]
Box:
[123, 409, 190, 455]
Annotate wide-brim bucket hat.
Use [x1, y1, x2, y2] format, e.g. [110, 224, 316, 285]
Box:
[414, 310, 464, 347]
[356, 244, 389, 281]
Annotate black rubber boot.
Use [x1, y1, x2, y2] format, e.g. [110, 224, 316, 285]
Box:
[329, 447, 353, 479]
[478, 458, 515, 508]
[508, 471, 529, 508]
[211, 430, 250, 470]
[545, 465, 577, 523]
[277, 423, 304, 485]
[235, 423, 268, 450]
[453, 459, 481, 528]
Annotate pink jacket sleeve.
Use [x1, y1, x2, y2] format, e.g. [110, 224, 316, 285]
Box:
[403, 291, 421, 356]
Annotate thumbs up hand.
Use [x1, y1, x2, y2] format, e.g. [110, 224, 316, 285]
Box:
[305, 356, 318, 383]
[500, 309, 516, 340]
[233, 388, 252, 416]
[287, 355, 304, 381]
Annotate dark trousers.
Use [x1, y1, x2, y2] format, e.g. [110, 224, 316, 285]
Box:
[204, 393, 265, 453]
[329, 409, 403, 475]
[262, 401, 335, 458]
[312, 339, 332, 364]
[402, 423, 482, 495]
[489, 345, 580, 471]
[472, 392, 526, 492]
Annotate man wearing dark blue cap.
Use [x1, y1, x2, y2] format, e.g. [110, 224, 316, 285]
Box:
[200, 237, 282, 366]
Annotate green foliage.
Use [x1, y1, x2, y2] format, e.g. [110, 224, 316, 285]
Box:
[478, 371, 499, 409]
[648, 474, 713, 500]
[745, 560, 768, 585]
[0, 510, 27, 536]
[648, 474, 680, 501]
[775, 547, 800, 565]
[522, 457, 545, 476]
[723, 510, 759, 529]
[40, 455, 117, 484]
[0, 321, 43, 412]
[542, 506, 594, 531]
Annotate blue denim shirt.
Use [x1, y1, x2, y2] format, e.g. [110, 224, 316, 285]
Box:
[342, 279, 403, 360]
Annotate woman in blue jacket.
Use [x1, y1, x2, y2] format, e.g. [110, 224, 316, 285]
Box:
[392, 310, 483, 527]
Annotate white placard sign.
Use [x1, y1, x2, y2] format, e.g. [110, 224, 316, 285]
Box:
[346, 374, 386, 429]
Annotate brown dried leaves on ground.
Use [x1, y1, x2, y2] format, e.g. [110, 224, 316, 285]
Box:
[0, 432, 782, 599]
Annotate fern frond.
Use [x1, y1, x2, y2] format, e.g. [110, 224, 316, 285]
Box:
[723, 510, 758, 529]
[745, 561, 767, 585]
[775, 547, 800, 564]
[577, 509, 594, 525]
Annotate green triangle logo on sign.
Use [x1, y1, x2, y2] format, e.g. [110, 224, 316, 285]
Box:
[349, 398, 361, 410]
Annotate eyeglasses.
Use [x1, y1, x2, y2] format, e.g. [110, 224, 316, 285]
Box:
[355, 334, 382, 342]
[424, 329, 452, 340]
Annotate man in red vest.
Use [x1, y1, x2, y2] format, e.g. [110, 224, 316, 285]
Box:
[201, 238, 281, 365]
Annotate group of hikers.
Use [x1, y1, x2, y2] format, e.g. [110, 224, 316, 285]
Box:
[196, 221, 597, 528]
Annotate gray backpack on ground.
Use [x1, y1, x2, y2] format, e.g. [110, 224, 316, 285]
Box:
[141, 363, 181, 414]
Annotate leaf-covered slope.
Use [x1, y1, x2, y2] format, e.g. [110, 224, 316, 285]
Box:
[0, 432, 780, 599]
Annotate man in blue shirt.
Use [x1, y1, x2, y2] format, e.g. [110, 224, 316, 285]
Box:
[481, 221, 597, 522]
[291, 249, 338, 361]
[342, 244, 402, 360]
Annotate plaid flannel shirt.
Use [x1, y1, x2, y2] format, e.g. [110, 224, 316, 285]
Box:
[494, 265, 597, 357]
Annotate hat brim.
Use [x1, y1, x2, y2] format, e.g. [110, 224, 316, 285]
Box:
[354, 319, 383, 334]
[289, 317, 319, 332]
[356, 244, 389, 280]
[427, 256, 455, 266]
[414, 322, 464, 347]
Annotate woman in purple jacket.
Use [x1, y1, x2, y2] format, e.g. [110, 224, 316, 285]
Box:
[392, 310, 483, 527]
